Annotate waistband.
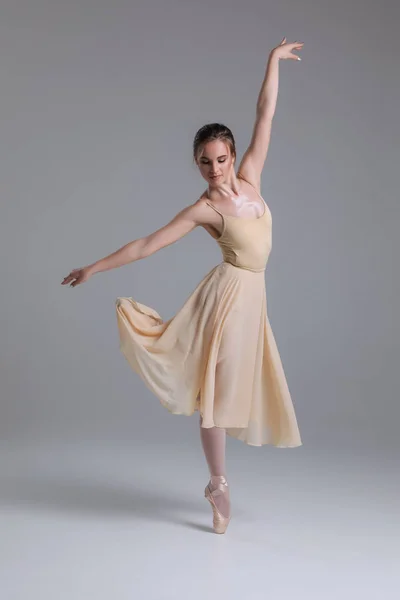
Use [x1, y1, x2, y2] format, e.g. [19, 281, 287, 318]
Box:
[223, 261, 265, 273]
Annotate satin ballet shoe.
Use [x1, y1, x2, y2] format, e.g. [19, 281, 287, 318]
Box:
[204, 475, 231, 534]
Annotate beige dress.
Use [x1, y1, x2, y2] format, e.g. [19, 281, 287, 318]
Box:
[115, 176, 302, 448]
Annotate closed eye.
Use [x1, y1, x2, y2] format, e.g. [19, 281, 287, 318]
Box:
[201, 159, 226, 164]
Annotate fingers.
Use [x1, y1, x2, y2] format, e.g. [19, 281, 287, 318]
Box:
[279, 38, 304, 48]
[61, 267, 88, 287]
[277, 39, 304, 59]
[291, 41, 304, 60]
[61, 274, 74, 285]
[62, 278, 76, 286]
[61, 270, 78, 285]
[69, 276, 80, 287]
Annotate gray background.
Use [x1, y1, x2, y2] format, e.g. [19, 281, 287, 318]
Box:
[1, 0, 399, 598]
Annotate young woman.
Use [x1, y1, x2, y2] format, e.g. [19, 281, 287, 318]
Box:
[62, 38, 304, 534]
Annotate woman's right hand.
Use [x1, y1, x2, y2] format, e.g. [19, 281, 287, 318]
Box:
[61, 265, 94, 288]
[272, 37, 304, 61]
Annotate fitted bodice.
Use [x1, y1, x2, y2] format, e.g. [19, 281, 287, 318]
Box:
[205, 195, 272, 273]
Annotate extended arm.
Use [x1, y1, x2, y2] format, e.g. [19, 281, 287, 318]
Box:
[86, 200, 209, 276]
[61, 197, 216, 287]
[237, 38, 303, 190]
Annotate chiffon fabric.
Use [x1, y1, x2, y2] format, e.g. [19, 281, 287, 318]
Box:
[115, 175, 302, 447]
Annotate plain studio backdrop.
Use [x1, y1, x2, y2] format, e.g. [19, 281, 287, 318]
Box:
[0, 1, 399, 599]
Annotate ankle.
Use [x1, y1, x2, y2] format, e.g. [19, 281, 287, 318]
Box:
[210, 474, 227, 484]
[209, 475, 229, 494]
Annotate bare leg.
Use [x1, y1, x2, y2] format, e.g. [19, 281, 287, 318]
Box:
[199, 415, 230, 519]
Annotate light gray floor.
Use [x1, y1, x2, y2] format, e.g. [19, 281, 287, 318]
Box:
[1, 436, 398, 600]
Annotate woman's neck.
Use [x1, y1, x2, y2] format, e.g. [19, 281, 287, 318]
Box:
[208, 172, 241, 198]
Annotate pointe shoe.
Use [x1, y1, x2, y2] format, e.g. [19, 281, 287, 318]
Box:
[204, 475, 231, 534]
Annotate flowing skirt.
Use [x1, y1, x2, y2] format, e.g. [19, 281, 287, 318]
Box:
[115, 261, 302, 447]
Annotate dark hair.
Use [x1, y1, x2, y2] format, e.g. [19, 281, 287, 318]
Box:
[193, 123, 236, 164]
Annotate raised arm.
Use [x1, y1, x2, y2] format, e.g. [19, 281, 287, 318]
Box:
[237, 37, 304, 191]
[61, 199, 211, 287]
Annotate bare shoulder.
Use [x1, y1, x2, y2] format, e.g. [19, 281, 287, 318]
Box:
[186, 191, 225, 236]
[139, 192, 217, 256]
[192, 189, 211, 212]
[179, 191, 214, 226]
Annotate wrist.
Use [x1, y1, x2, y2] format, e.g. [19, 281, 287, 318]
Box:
[87, 264, 98, 276]
[269, 49, 280, 61]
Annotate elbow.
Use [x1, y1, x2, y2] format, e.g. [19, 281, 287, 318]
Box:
[256, 105, 274, 121]
[126, 238, 149, 262]
[138, 235, 165, 260]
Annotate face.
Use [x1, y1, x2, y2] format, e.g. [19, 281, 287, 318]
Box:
[196, 139, 235, 186]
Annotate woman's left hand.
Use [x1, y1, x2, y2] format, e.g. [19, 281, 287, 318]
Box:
[272, 37, 304, 61]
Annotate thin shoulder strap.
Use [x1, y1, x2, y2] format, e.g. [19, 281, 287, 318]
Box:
[237, 171, 263, 201]
[205, 200, 224, 217]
